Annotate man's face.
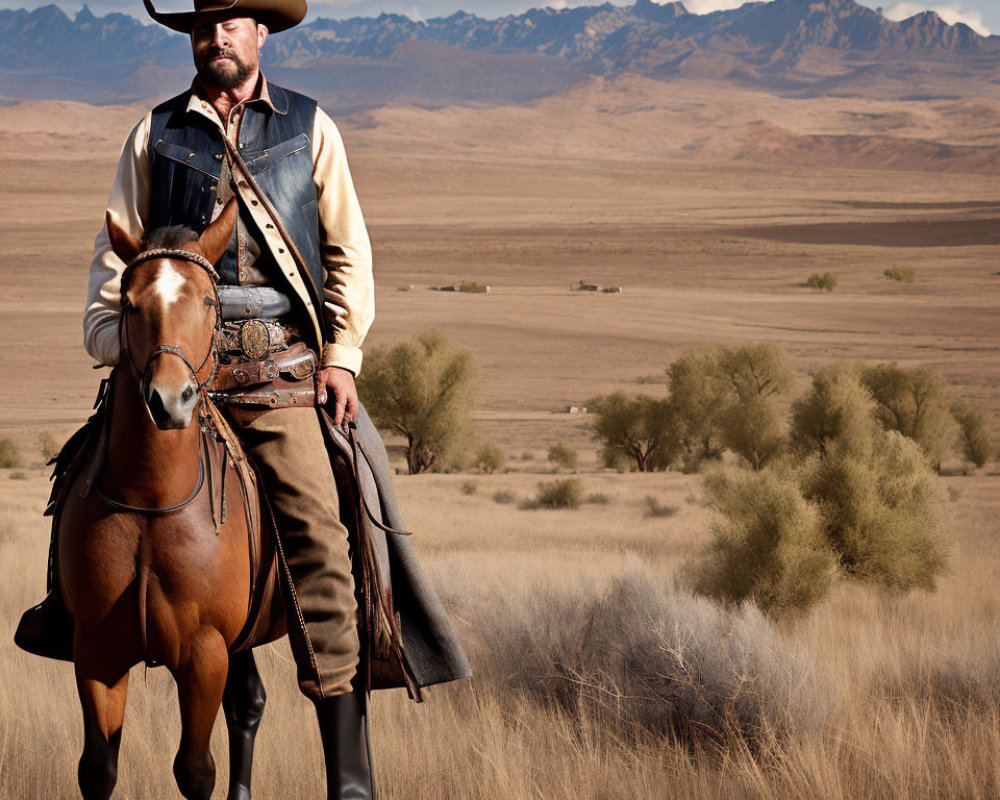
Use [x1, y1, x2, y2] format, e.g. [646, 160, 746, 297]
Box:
[191, 15, 267, 91]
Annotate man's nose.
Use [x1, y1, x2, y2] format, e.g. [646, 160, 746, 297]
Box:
[210, 24, 230, 48]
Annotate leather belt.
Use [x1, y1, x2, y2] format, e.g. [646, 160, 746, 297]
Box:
[214, 341, 317, 392]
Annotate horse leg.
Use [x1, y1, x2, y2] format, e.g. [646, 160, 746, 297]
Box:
[75, 672, 129, 800]
[172, 629, 229, 800]
[222, 649, 267, 800]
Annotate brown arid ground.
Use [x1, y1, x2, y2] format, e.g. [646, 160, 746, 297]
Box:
[1, 75, 998, 798]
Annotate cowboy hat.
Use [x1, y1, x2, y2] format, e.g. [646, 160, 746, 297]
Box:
[142, 0, 306, 33]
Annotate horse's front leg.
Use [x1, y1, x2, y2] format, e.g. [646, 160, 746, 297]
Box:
[222, 649, 267, 800]
[172, 628, 230, 800]
[75, 668, 129, 800]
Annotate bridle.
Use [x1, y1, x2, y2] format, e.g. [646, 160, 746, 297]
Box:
[97, 247, 223, 516]
[120, 248, 223, 397]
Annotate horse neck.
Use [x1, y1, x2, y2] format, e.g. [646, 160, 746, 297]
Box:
[106, 366, 203, 505]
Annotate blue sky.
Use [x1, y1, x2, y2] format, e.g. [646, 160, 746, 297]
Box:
[5, 0, 996, 35]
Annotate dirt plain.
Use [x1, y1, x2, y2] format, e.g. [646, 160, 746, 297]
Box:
[1, 72, 998, 798]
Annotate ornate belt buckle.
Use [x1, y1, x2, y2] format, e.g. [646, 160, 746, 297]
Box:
[238, 319, 270, 360]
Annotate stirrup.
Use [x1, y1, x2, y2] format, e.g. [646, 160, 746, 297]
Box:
[14, 592, 74, 662]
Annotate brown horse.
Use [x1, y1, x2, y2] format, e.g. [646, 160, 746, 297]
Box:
[60, 202, 286, 800]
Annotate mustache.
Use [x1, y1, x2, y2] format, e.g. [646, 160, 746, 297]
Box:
[205, 46, 237, 61]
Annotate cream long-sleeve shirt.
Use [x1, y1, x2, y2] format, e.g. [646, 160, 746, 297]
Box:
[83, 77, 374, 375]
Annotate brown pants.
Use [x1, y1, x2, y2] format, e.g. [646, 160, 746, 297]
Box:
[229, 406, 360, 699]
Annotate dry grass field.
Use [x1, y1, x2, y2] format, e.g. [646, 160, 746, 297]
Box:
[1, 74, 998, 798]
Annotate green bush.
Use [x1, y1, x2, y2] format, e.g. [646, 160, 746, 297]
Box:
[951, 399, 994, 468]
[458, 282, 489, 294]
[690, 468, 837, 615]
[884, 268, 915, 283]
[474, 442, 505, 474]
[805, 273, 838, 291]
[0, 438, 23, 469]
[801, 430, 946, 592]
[535, 478, 583, 510]
[547, 442, 578, 472]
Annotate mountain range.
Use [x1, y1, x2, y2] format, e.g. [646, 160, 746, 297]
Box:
[1, 0, 998, 108]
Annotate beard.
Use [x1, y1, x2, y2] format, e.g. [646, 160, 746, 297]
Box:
[196, 48, 255, 90]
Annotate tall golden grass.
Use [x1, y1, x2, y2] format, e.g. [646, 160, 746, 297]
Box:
[2, 468, 999, 798]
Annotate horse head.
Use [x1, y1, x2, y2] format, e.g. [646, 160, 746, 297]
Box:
[106, 201, 238, 429]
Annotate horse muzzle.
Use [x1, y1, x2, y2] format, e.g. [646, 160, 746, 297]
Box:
[144, 378, 199, 430]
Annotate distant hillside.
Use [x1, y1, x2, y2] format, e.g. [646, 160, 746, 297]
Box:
[1, 0, 998, 108]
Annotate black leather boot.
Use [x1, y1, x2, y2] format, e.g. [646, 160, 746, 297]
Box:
[313, 686, 375, 800]
[14, 590, 75, 662]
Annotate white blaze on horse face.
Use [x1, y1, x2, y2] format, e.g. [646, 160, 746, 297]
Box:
[152, 263, 186, 309]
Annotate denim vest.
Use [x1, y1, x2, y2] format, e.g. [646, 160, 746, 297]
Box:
[147, 83, 324, 309]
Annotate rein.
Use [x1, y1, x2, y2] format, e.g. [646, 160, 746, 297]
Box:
[98, 247, 222, 516]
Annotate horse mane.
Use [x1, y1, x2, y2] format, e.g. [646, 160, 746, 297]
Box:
[142, 225, 200, 250]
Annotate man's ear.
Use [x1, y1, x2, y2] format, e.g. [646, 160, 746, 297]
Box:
[106, 212, 143, 264]
[256, 22, 268, 50]
[196, 199, 238, 265]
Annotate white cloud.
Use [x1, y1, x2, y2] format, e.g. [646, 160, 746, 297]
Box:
[880, 2, 991, 35]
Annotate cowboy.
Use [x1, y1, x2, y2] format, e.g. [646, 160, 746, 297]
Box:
[17, 0, 387, 795]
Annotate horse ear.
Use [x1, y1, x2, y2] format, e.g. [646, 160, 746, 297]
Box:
[197, 199, 238, 265]
[106, 212, 143, 264]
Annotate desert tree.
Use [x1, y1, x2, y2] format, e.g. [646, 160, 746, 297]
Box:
[587, 391, 679, 472]
[666, 348, 727, 470]
[860, 363, 956, 469]
[790, 362, 874, 457]
[951, 399, 994, 469]
[357, 330, 476, 474]
[667, 343, 791, 470]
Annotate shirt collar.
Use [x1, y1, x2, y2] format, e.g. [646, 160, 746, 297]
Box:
[186, 72, 277, 122]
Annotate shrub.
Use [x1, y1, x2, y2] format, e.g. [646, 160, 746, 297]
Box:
[805, 272, 837, 291]
[951, 399, 994, 468]
[947, 486, 962, 503]
[587, 392, 680, 472]
[0, 438, 23, 469]
[643, 496, 679, 518]
[586, 493, 612, 505]
[465, 563, 830, 746]
[460, 480, 477, 496]
[458, 281, 489, 294]
[802, 430, 946, 592]
[535, 478, 583, 509]
[520, 451, 534, 461]
[547, 442, 578, 472]
[474, 442, 505, 474]
[690, 467, 837, 615]
[9, 470, 28, 480]
[38, 431, 60, 462]
[492, 490, 516, 505]
[358, 331, 477, 474]
[884, 267, 915, 283]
